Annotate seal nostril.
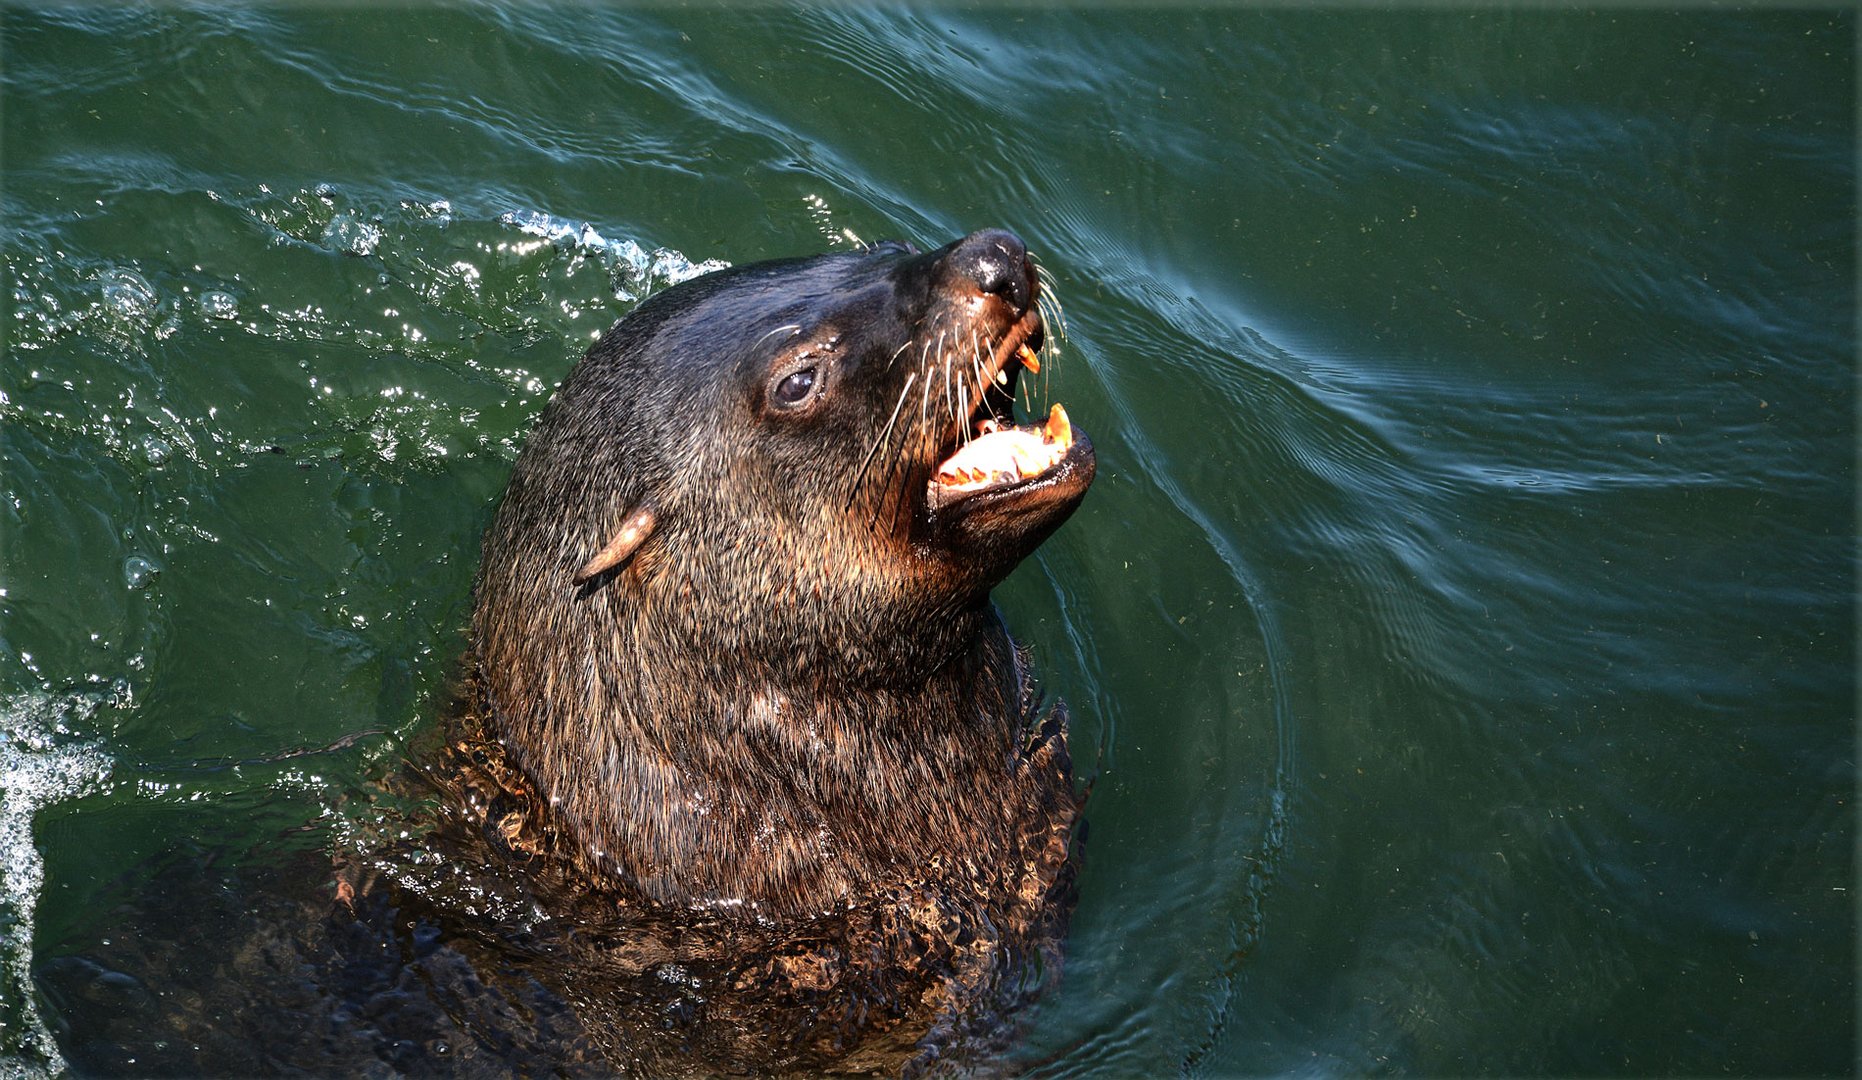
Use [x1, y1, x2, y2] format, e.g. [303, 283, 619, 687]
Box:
[953, 229, 1032, 312]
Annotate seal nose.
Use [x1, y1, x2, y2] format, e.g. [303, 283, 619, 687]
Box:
[950, 229, 1033, 312]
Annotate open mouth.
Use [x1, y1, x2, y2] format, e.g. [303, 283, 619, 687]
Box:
[928, 310, 1078, 504]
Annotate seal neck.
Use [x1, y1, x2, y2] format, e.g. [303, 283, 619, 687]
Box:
[467, 614, 1066, 917]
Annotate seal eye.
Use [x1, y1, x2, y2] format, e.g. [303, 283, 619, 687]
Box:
[773, 367, 818, 407]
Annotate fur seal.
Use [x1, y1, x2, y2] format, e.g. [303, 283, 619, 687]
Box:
[38, 230, 1095, 1077]
[469, 228, 1092, 913]
[452, 228, 1095, 1068]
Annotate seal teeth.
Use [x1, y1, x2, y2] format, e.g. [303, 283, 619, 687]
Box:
[1044, 403, 1070, 445]
[932, 404, 1074, 493]
[1017, 343, 1041, 374]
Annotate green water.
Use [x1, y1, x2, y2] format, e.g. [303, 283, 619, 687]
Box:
[2, 7, 1853, 1076]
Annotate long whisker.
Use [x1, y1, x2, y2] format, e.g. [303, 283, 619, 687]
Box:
[1034, 263, 1067, 339]
[882, 402, 928, 535]
[1035, 287, 1062, 403]
[1036, 287, 1060, 344]
[872, 421, 913, 528]
[940, 330, 955, 436]
[967, 330, 989, 442]
[953, 370, 972, 444]
[872, 330, 944, 530]
[753, 323, 804, 351]
[849, 371, 915, 515]
[917, 334, 936, 436]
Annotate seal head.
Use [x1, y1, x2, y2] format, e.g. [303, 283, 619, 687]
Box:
[472, 229, 1092, 916]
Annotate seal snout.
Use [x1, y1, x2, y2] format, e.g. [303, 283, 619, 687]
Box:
[915, 229, 1092, 529]
[949, 228, 1034, 312]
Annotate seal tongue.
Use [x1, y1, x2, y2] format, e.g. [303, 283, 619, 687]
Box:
[934, 404, 1073, 491]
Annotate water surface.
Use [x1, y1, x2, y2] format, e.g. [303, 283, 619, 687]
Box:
[2, 7, 1853, 1076]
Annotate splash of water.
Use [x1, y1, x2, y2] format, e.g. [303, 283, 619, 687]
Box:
[0, 694, 114, 1079]
[497, 209, 728, 300]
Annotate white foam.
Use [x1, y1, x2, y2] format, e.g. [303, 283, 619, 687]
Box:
[0, 693, 113, 1078]
[497, 209, 729, 295]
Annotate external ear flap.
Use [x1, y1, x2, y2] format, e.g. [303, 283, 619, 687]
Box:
[574, 502, 658, 584]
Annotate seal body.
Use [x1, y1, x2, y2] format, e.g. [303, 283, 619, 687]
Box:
[455, 229, 1094, 1069]
[38, 231, 1095, 1078]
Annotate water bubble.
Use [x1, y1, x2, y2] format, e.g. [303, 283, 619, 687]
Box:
[122, 555, 162, 591]
[321, 211, 382, 257]
[139, 433, 172, 466]
[99, 268, 157, 319]
[199, 290, 239, 320]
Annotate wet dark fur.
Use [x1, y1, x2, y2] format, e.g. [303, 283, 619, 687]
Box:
[37, 233, 1092, 1076]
